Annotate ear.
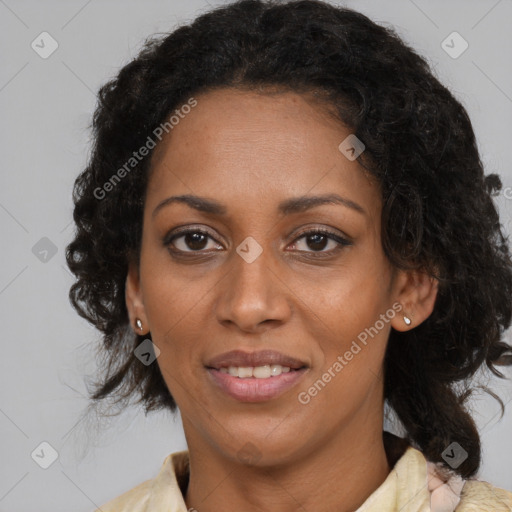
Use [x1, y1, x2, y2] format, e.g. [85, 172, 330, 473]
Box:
[125, 261, 150, 335]
[390, 269, 439, 332]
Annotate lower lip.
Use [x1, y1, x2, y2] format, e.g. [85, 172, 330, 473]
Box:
[206, 368, 308, 402]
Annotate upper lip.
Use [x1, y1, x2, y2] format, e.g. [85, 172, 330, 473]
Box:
[205, 349, 308, 370]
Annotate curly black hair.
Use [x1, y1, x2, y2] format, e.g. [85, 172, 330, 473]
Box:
[66, 0, 512, 478]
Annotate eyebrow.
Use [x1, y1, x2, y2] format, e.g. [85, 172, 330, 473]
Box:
[152, 193, 366, 219]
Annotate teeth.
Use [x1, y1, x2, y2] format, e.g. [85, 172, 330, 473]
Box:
[238, 366, 253, 378]
[253, 365, 271, 378]
[220, 364, 294, 378]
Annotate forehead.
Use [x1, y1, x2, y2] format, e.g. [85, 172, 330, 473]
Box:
[151, 88, 343, 166]
[146, 88, 380, 217]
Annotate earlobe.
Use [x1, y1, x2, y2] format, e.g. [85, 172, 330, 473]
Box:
[391, 269, 439, 332]
[125, 261, 150, 335]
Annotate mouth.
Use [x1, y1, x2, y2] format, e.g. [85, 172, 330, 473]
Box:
[213, 364, 304, 378]
[205, 349, 308, 371]
[205, 349, 309, 402]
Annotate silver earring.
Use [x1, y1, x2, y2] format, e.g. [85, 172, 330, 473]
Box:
[136, 318, 143, 332]
[403, 315, 412, 326]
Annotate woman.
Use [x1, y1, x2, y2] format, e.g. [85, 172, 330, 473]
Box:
[66, 0, 512, 510]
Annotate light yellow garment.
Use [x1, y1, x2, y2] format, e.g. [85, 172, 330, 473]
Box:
[94, 446, 512, 511]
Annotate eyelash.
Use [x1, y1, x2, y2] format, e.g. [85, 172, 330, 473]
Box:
[164, 226, 352, 258]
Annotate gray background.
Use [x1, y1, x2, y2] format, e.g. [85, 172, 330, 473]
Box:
[1, 0, 511, 510]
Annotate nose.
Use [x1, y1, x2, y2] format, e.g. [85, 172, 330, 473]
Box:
[214, 241, 292, 333]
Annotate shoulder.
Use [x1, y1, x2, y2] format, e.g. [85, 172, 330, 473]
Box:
[456, 479, 512, 511]
[93, 451, 189, 512]
[93, 478, 153, 512]
[396, 439, 512, 512]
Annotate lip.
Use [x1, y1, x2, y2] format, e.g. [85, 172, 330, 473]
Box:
[205, 349, 308, 370]
[207, 367, 309, 402]
[205, 349, 309, 403]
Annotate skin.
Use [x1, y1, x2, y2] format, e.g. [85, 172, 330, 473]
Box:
[125, 88, 438, 512]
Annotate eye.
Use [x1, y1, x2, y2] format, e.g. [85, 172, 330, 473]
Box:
[165, 228, 222, 253]
[288, 228, 352, 256]
[164, 227, 352, 256]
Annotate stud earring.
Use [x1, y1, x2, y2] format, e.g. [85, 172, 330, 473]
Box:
[135, 318, 143, 332]
[403, 315, 412, 326]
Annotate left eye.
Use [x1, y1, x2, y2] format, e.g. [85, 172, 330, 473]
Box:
[290, 229, 351, 254]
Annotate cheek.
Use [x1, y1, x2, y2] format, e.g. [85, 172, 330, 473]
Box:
[151, 312, 206, 408]
[314, 258, 392, 333]
[303, 352, 385, 425]
[302, 302, 390, 417]
[319, 298, 390, 379]
[140, 273, 206, 393]
[307, 259, 393, 391]
[141, 254, 203, 332]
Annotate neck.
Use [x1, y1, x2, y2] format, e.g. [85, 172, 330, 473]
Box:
[184, 422, 394, 512]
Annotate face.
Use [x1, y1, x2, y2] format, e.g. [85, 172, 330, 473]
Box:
[126, 88, 436, 466]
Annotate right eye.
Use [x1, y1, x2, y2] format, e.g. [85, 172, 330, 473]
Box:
[165, 228, 223, 253]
